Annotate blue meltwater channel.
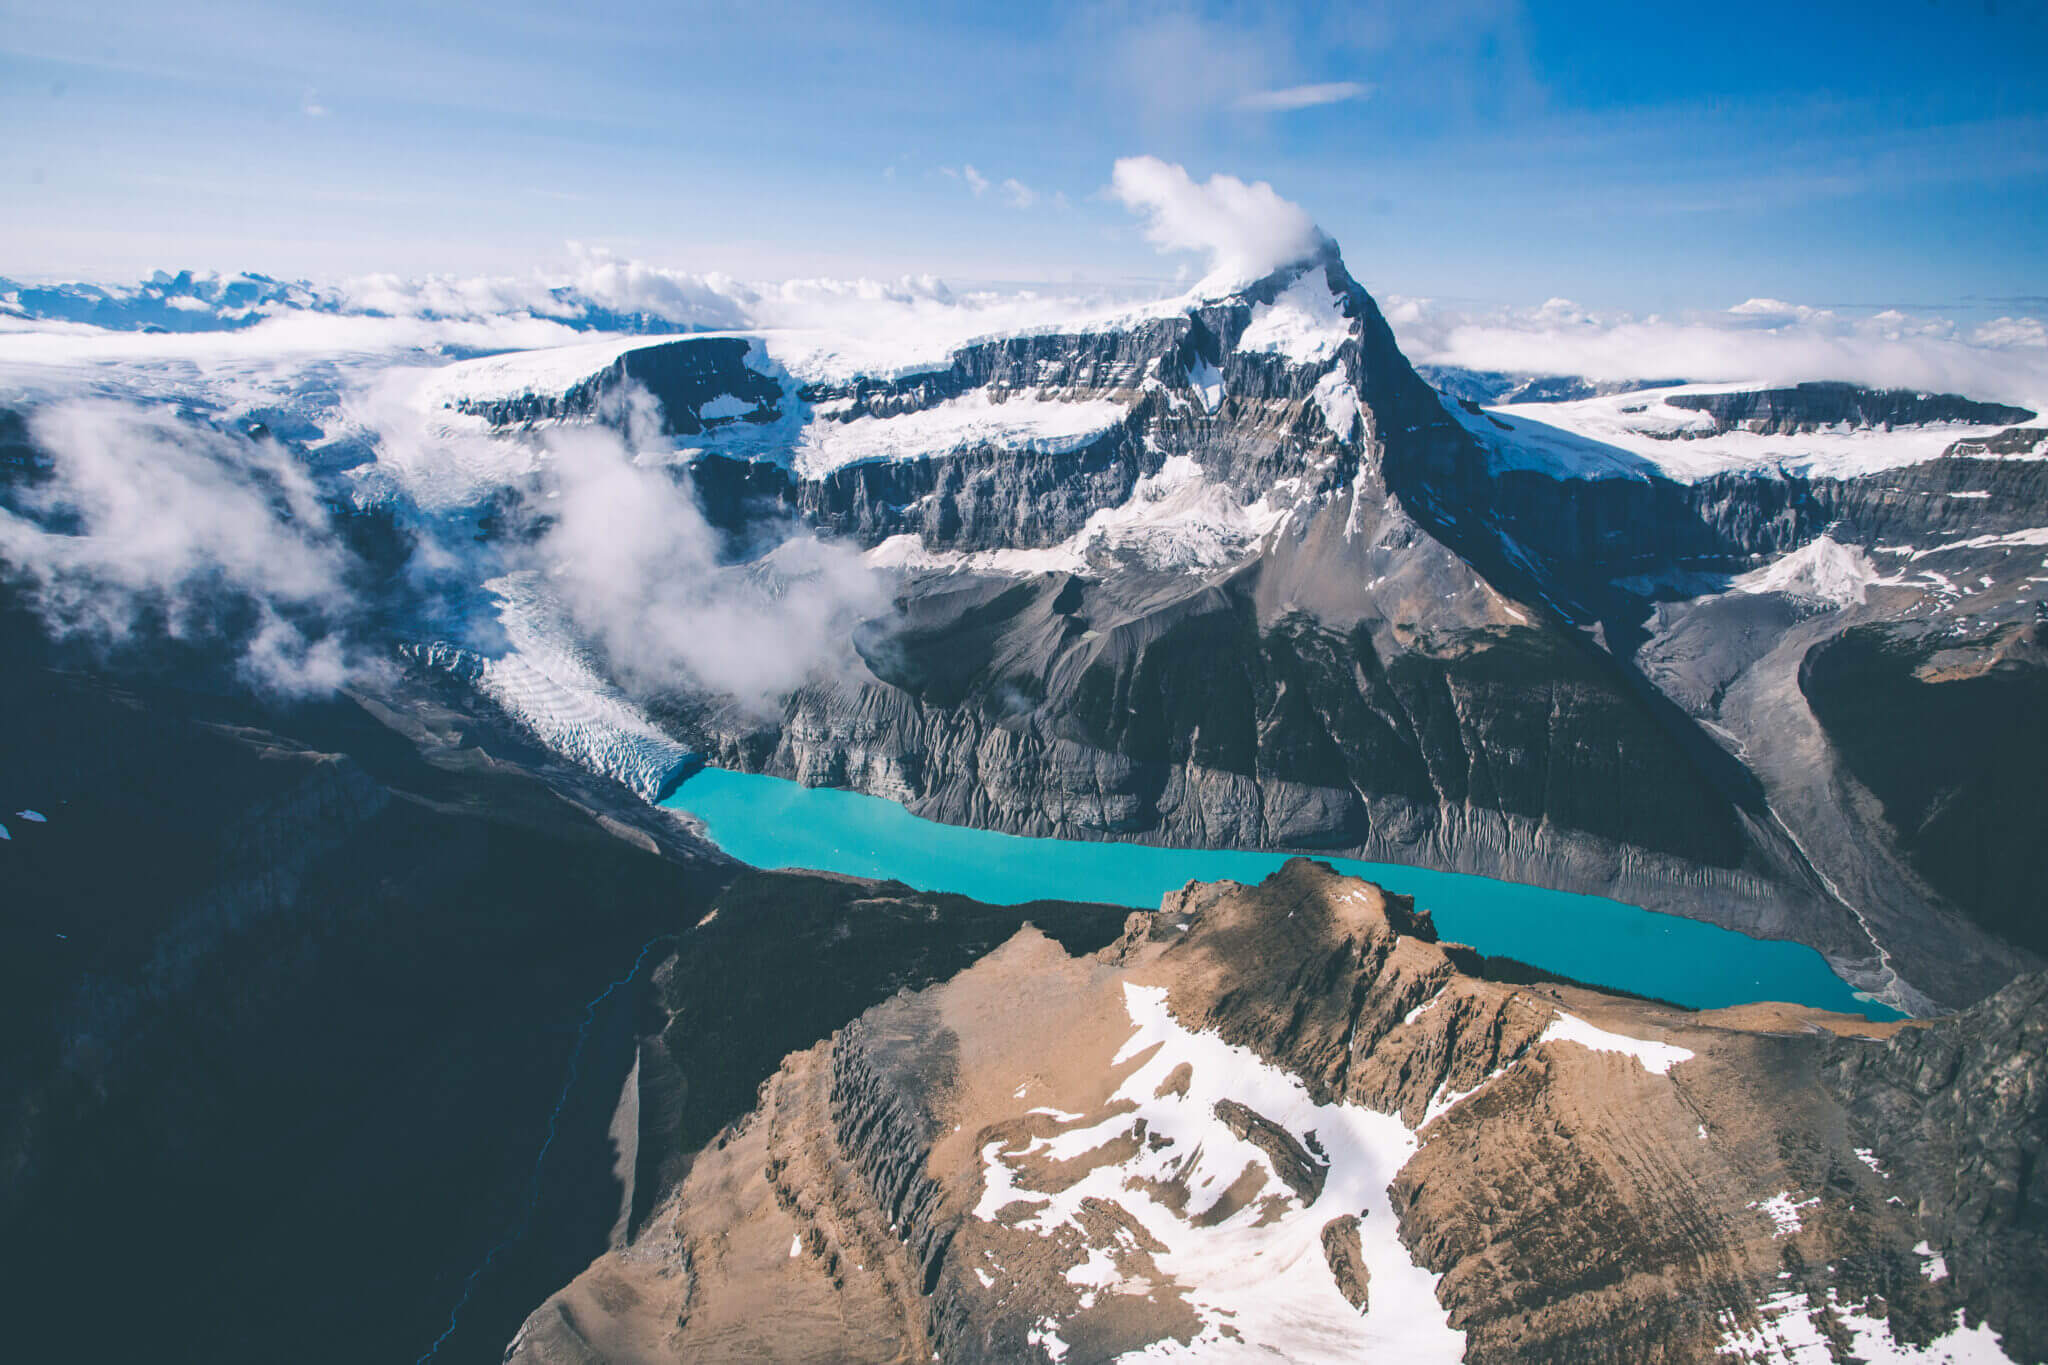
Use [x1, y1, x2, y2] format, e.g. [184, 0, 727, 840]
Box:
[661, 767, 1898, 1020]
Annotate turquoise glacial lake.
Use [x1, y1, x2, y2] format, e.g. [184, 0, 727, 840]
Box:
[662, 767, 1896, 1019]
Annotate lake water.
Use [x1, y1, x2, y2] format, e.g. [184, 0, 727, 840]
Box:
[662, 766, 1894, 1019]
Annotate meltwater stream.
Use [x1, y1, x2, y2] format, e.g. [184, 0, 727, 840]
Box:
[663, 766, 1895, 1020]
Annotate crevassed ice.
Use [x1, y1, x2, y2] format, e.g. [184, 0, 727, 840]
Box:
[1732, 536, 1881, 607]
[464, 572, 696, 800]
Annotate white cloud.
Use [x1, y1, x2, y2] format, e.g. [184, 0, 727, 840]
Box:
[962, 163, 990, 196]
[337, 245, 755, 329]
[524, 390, 887, 710]
[1232, 81, 1371, 112]
[0, 401, 381, 696]
[1001, 177, 1037, 209]
[1727, 297, 1805, 318]
[1389, 295, 2048, 409]
[1973, 316, 2048, 348]
[300, 87, 328, 118]
[0, 381, 894, 714]
[1107, 156, 1323, 288]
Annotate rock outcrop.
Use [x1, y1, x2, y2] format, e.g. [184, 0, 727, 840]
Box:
[508, 859, 2047, 1363]
[1825, 971, 2048, 1364]
[386, 234, 2048, 1011]
[1662, 383, 2034, 436]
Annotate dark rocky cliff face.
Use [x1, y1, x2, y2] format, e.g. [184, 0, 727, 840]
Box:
[1826, 970, 2048, 1364]
[1664, 382, 2035, 435]
[1372, 395, 2048, 601]
[0, 649, 725, 1365]
[451, 336, 783, 434]
[412, 241, 2047, 1009]
[1800, 624, 2048, 955]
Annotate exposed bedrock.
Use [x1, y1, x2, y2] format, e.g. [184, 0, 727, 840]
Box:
[451, 336, 783, 434]
[426, 242, 2044, 1009]
[509, 859, 2048, 1364]
[665, 502, 1903, 992]
[1396, 427, 2048, 585]
[619, 869, 1132, 1245]
[1824, 971, 2048, 1365]
[1663, 382, 2035, 435]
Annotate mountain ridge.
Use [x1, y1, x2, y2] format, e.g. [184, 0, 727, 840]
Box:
[506, 857, 2045, 1363]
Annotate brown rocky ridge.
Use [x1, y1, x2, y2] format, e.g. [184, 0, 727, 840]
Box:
[507, 859, 2046, 1364]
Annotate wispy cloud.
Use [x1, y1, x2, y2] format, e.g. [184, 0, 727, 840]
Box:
[1107, 156, 1322, 286]
[0, 402, 383, 695]
[527, 390, 886, 710]
[1386, 294, 2048, 408]
[299, 87, 329, 117]
[1233, 81, 1370, 112]
[942, 164, 1038, 209]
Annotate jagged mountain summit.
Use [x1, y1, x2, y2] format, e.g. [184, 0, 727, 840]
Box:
[391, 237, 2045, 1014]
[508, 859, 2046, 1364]
[5, 210, 2048, 1365]
[6, 234, 2041, 1013]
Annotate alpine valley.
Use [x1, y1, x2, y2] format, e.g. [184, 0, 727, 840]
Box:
[3, 182, 2044, 1364]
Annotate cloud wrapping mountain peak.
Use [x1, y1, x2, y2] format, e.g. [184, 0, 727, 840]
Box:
[1108, 156, 1325, 292]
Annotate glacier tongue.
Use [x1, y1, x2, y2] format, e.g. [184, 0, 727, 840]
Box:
[406, 573, 699, 802]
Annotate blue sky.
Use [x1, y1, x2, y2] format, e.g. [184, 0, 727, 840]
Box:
[4, 0, 2044, 313]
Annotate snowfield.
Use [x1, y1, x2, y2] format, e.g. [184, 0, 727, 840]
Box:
[790, 389, 1128, 478]
[409, 334, 688, 409]
[1536, 1011, 1696, 1074]
[1238, 271, 1353, 365]
[1716, 1289, 2014, 1363]
[972, 982, 1466, 1363]
[1443, 384, 2034, 484]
